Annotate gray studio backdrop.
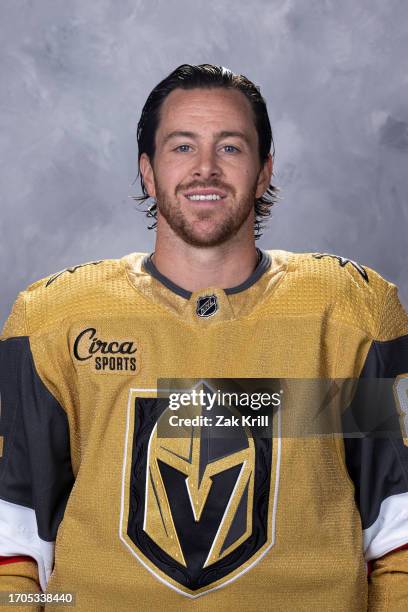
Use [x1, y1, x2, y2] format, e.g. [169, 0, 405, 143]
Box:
[1, 0, 408, 327]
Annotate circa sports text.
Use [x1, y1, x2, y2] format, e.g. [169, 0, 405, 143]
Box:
[72, 327, 138, 372]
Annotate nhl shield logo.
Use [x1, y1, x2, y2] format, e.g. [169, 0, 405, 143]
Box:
[196, 294, 218, 318]
[119, 385, 280, 598]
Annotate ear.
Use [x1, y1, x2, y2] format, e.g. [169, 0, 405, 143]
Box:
[139, 153, 157, 198]
[255, 153, 273, 199]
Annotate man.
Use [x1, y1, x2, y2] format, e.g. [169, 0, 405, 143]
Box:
[0, 64, 407, 611]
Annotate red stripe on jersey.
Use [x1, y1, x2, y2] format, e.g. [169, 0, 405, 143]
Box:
[368, 543, 408, 577]
[392, 543, 408, 554]
[0, 555, 35, 566]
[376, 543, 408, 560]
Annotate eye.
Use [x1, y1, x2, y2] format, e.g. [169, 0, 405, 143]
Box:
[222, 145, 240, 153]
[174, 144, 192, 152]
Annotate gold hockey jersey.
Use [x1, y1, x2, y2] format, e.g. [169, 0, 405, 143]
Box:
[0, 249, 408, 611]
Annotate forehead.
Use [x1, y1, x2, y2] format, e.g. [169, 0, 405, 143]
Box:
[156, 87, 256, 137]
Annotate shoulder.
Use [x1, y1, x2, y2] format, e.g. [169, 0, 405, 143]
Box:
[268, 250, 407, 340]
[287, 250, 385, 291]
[2, 256, 145, 338]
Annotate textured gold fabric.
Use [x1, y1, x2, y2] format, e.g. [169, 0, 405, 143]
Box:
[0, 560, 41, 611]
[369, 547, 408, 611]
[1, 250, 408, 611]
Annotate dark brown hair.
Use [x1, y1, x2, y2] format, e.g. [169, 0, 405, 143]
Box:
[132, 63, 279, 239]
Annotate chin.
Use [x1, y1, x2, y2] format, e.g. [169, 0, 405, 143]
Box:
[180, 231, 234, 248]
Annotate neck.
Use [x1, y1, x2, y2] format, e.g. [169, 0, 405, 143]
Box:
[152, 222, 259, 293]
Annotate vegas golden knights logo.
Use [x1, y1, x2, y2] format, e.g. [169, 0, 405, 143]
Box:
[120, 387, 280, 598]
[144, 414, 255, 567]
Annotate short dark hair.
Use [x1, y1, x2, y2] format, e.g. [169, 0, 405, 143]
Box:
[132, 63, 279, 240]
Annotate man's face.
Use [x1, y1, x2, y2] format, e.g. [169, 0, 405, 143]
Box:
[140, 87, 272, 247]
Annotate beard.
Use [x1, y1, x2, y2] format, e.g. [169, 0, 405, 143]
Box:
[155, 179, 258, 248]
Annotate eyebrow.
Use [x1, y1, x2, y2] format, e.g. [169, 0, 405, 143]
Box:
[162, 130, 252, 146]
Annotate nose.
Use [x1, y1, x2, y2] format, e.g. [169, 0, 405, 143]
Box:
[192, 146, 221, 180]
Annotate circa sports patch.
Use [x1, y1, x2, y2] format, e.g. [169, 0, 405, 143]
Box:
[71, 326, 140, 374]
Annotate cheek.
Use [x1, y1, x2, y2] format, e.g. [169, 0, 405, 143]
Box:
[155, 160, 186, 190]
[239, 168, 257, 189]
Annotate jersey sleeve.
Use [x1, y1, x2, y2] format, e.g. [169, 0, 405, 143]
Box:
[342, 282, 408, 609]
[0, 292, 75, 595]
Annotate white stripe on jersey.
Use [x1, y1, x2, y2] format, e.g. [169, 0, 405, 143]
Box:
[364, 491, 408, 560]
[0, 497, 54, 591]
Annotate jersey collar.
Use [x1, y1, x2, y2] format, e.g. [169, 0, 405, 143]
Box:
[141, 248, 272, 299]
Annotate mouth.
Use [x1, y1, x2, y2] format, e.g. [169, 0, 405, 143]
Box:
[182, 188, 227, 202]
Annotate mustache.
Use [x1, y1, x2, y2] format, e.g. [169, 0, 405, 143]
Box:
[176, 181, 235, 195]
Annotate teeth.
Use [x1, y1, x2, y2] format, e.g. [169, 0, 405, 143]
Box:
[186, 194, 222, 201]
